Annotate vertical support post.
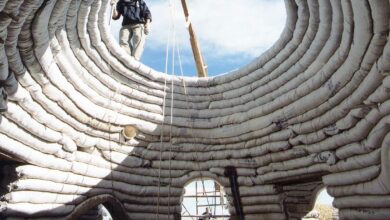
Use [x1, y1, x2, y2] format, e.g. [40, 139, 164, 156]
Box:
[214, 182, 217, 216]
[180, 0, 208, 77]
[196, 181, 198, 216]
[225, 166, 245, 220]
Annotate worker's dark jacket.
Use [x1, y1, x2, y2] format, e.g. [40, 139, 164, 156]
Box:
[116, 0, 152, 26]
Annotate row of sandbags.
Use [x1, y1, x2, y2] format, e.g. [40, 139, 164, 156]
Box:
[32, 0, 386, 156]
[1, 0, 388, 136]
[0, 0, 378, 149]
[1, 164, 288, 218]
[0, 0, 380, 177]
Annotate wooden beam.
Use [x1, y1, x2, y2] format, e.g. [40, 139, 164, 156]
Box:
[183, 195, 225, 198]
[180, 0, 208, 77]
[182, 215, 230, 218]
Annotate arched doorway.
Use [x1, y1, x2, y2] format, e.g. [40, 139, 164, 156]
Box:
[302, 188, 339, 220]
[181, 178, 230, 220]
[77, 204, 113, 220]
[66, 194, 128, 220]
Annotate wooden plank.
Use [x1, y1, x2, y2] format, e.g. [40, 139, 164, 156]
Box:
[180, 0, 208, 77]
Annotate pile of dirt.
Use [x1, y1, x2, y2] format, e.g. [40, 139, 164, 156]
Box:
[303, 204, 338, 220]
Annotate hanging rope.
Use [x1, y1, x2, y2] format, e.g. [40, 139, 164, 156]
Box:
[107, 4, 116, 199]
[177, 41, 214, 218]
[107, 0, 127, 205]
[157, 0, 215, 219]
[167, 1, 177, 218]
[106, 2, 114, 199]
[156, 0, 175, 219]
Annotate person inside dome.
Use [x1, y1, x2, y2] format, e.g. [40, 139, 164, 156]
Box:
[111, 0, 152, 61]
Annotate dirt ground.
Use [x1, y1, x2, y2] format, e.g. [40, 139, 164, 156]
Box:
[315, 204, 337, 220]
[303, 204, 338, 220]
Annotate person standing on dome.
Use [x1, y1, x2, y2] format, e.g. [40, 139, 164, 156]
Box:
[111, 0, 152, 61]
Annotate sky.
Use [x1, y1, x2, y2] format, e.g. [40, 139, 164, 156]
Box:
[316, 189, 334, 206]
[109, 0, 287, 77]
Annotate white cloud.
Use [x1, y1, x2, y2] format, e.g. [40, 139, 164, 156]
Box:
[111, 0, 286, 59]
[147, 0, 286, 58]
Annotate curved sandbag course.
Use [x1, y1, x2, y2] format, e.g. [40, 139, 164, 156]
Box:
[0, 0, 389, 219]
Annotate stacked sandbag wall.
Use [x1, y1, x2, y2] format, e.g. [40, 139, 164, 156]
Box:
[0, 0, 389, 219]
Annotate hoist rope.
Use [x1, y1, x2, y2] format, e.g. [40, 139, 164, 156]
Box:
[107, 0, 133, 206]
[177, 45, 213, 217]
[108, 3, 118, 199]
[167, 1, 177, 218]
[156, 0, 175, 219]
[154, 0, 214, 218]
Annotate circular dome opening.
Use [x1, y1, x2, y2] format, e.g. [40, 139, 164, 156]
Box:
[109, 0, 286, 77]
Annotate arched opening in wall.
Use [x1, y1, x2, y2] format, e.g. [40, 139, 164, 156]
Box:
[181, 178, 230, 220]
[303, 188, 338, 220]
[77, 204, 113, 220]
[68, 195, 128, 220]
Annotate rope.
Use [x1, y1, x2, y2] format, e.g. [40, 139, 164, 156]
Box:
[177, 43, 214, 216]
[167, 0, 178, 218]
[156, 0, 175, 219]
[107, 5, 115, 194]
[167, 10, 176, 220]
[155, 1, 216, 218]
[107, 1, 127, 205]
[107, 3, 116, 199]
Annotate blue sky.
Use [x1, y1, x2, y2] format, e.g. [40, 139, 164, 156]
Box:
[110, 0, 287, 77]
[317, 189, 334, 206]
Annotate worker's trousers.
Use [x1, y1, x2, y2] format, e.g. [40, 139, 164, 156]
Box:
[119, 24, 146, 60]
